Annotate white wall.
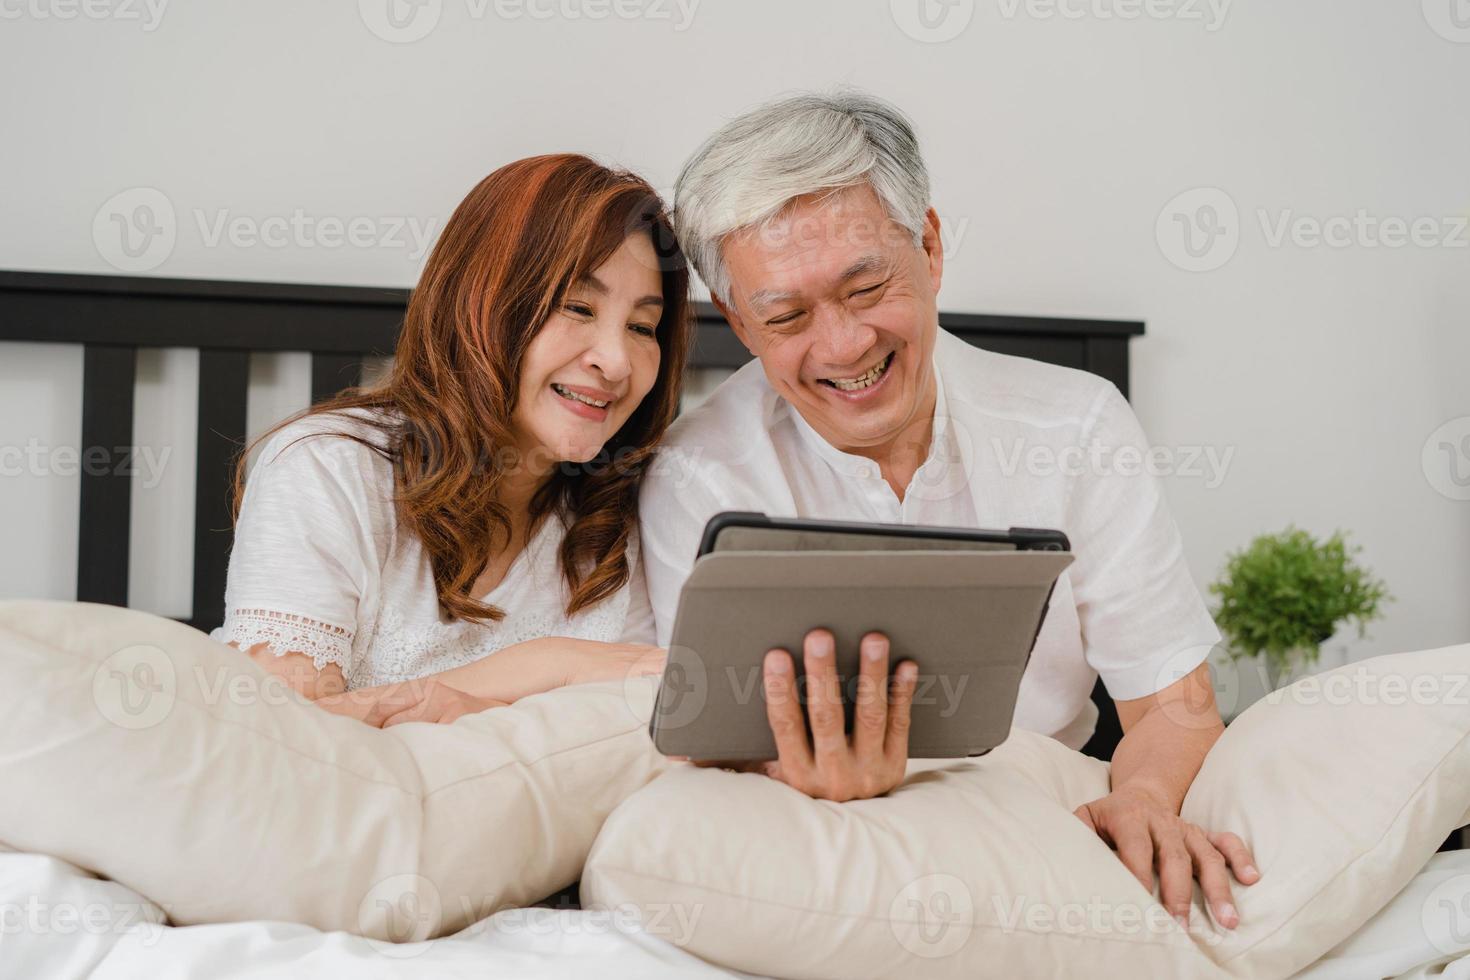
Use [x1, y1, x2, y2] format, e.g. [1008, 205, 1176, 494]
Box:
[1, 0, 1466, 659]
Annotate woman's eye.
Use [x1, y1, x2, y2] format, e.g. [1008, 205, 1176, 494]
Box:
[630, 323, 657, 338]
[564, 302, 594, 318]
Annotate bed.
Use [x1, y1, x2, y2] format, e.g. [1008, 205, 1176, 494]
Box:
[2, 270, 1464, 979]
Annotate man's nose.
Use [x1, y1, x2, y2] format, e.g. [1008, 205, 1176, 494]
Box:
[809, 305, 878, 368]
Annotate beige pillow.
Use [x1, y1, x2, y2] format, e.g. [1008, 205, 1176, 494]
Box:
[0, 599, 670, 943]
[583, 643, 1470, 979]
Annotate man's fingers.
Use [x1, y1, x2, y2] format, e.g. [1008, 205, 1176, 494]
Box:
[1111, 821, 1157, 896]
[763, 649, 813, 775]
[1209, 831, 1261, 885]
[802, 630, 847, 766]
[884, 660, 917, 760]
[851, 633, 890, 760]
[1187, 828, 1239, 929]
[1154, 826, 1195, 926]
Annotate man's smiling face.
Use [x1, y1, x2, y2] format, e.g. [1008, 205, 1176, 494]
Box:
[714, 184, 944, 458]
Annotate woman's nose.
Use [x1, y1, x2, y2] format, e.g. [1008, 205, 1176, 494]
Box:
[583, 320, 633, 383]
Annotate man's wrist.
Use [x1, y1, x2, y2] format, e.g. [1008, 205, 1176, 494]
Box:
[1114, 777, 1183, 814]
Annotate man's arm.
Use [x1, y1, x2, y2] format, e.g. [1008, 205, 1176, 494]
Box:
[1073, 664, 1260, 930]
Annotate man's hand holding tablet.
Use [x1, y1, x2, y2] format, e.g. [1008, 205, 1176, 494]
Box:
[696, 628, 918, 802]
[652, 513, 1074, 799]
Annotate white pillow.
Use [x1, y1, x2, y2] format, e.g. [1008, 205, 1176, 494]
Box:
[0, 599, 670, 943]
[583, 643, 1470, 979]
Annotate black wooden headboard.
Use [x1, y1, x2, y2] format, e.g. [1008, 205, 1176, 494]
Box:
[0, 269, 1143, 756]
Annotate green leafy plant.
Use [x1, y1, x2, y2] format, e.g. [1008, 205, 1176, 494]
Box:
[1209, 527, 1390, 673]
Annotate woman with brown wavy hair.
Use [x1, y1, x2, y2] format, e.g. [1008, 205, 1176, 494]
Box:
[212, 154, 690, 727]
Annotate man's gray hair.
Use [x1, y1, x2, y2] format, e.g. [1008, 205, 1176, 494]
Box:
[673, 89, 931, 305]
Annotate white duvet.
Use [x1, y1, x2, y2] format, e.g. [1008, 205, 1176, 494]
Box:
[3, 840, 1467, 980]
[0, 843, 750, 980]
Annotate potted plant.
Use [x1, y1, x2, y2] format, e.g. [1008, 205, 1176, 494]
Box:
[1209, 527, 1390, 694]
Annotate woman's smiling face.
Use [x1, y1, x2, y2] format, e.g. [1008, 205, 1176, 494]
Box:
[510, 231, 665, 470]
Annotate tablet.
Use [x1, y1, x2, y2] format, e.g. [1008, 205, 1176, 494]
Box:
[650, 512, 1074, 760]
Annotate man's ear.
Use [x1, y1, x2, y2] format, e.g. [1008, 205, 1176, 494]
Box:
[921, 206, 944, 296]
[711, 293, 756, 356]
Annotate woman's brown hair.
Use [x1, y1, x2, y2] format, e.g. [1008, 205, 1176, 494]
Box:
[234, 154, 691, 623]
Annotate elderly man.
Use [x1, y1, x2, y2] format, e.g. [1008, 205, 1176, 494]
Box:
[639, 90, 1258, 930]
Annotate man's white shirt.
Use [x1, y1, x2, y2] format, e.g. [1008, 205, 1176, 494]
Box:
[639, 327, 1220, 749]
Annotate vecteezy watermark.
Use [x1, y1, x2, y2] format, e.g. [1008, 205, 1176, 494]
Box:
[359, 873, 442, 957]
[460, 903, 703, 947]
[1156, 187, 1240, 272]
[0, 439, 172, 489]
[995, 0, 1231, 31]
[890, 873, 973, 957]
[92, 187, 439, 273]
[1263, 666, 1470, 709]
[1422, 0, 1470, 43]
[1257, 209, 1470, 250]
[90, 648, 319, 730]
[0, 0, 169, 31]
[1421, 873, 1470, 955]
[1158, 187, 1470, 272]
[92, 644, 177, 731]
[992, 894, 1224, 945]
[358, 0, 700, 43]
[889, 0, 976, 43]
[990, 436, 1236, 489]
[0, 896, 167, 945]
[1423, 416, 1470, 501]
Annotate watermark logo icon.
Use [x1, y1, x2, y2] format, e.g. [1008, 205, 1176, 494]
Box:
[359, 873, 442, 956]
[1156, 187, 1239, 272]
[1423, 0, 1470, 42]
[92, 188, 176, 272]
[1421, 873, 1470, 955]
[359, 0, 442, 42]
[646, 645, 708, 732]
[92, 644, 176, 730]
[1423, 416, 1470, 501]
[890, 873, 973, 958]
[890, 0, 976, 42]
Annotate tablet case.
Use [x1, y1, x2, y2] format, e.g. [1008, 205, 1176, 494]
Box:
[651, 548, 1074, 760]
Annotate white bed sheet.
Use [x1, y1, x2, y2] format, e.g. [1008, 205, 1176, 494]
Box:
[3, 841, 1467, 980]
[0, 843, 754, 980]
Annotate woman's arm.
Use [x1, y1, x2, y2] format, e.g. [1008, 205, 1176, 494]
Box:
[232, 643, 347, 700]
[314, 637, 665, 727]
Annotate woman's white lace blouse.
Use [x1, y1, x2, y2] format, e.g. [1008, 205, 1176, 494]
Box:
[211, 411, 655, 689]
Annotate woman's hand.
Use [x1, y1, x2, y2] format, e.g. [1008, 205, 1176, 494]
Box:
[315, 678, 505, 728]
[379, 680, 508, 728]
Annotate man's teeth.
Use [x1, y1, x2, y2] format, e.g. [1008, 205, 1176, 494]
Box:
[552, 384, 610, 408]
[827, 353, 893, 392]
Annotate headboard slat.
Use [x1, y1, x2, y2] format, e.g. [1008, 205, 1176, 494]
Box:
[76, 344, 138, 608]
[188, 350, 249, 632]
[310, 353, 364, 405]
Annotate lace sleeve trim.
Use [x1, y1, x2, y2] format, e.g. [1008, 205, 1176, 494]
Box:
[218, 608, 355, 673]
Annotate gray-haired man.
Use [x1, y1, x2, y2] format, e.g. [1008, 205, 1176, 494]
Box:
[639, 90, 1259, 929]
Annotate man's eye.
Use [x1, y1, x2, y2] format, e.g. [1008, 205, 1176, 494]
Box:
[851, 280, 886, 298]
[767, 310, 804, 327]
